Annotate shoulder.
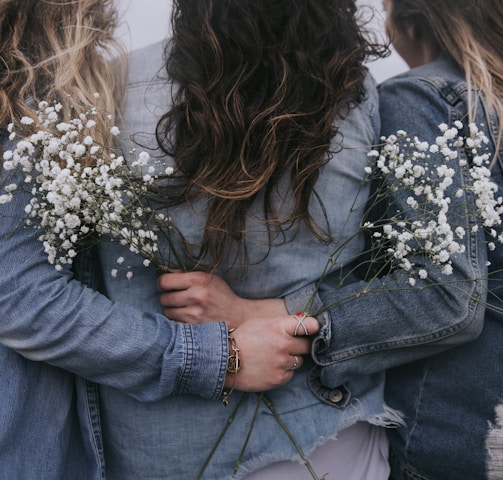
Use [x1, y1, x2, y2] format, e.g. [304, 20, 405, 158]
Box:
[379, 54, 466, 106]
[338, 71, 380, 145]
[127, 41, 169, 89]
[378, 55, 468, 138]
[120, 41, 173, 133]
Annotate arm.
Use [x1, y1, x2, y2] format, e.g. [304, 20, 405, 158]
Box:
[0, 164, 315, 401]
[157, 270, 289, 328]
[285, 76, 488, 386]
[158, 77, 488, 388]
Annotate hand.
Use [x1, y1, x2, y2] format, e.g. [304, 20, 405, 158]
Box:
[158, 270, 287, 328]
[226, 314, 320, 392]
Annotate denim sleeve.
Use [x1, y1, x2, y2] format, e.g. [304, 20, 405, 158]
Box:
[0, 165, 227, 402]
[285, 76, 488, 388]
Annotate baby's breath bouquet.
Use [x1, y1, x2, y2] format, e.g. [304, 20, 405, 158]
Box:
[365, 121, 502, 279]
[302, 120, 503, 320]
[1, 99, 178, 275]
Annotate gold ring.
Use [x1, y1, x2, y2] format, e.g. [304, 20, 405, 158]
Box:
[290, 355, 299, 371]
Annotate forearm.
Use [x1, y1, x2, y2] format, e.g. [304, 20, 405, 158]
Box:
[284, 243, 486, 386]
[284, 77, 491, 386]
[0, 185, 227, 402]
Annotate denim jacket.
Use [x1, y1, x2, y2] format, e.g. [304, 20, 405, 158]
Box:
[0, 115, 227, 477]
[376, 57, 503, 480]
[283, 55, 488, 390]
[94, 41, 402, 480]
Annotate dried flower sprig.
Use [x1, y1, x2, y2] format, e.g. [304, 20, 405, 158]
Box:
[364, 121, 503, 284]
[1, 99, 176, 275]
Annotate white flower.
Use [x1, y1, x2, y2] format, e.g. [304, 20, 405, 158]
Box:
[369, 122, 503, 281]
[138, 151, 150, 163]
[418, 269, 428, 279]
[0, 194, 13, 204]
[56, 122, 71, 132]
[442, 264, 453, 275]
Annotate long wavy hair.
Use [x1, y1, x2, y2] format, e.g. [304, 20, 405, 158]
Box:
[0, 0, 125, 148]
[156, 0, 385, 268]
[388, 0, 503, 160]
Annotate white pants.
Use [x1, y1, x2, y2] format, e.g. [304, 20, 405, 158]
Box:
[243, 422, 390, 480]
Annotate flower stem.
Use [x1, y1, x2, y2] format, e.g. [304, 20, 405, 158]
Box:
[232, 393, 263, 477]
[262, 394, 321, 480]
[195, 393, 246, 480]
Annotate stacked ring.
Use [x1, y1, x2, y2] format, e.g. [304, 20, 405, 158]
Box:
[293, 312, 309, 336]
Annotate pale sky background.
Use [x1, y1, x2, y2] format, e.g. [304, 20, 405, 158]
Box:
[118, 0, 408, 83]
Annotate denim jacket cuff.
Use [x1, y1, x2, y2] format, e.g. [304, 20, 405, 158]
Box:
[178, 322, 228, 400]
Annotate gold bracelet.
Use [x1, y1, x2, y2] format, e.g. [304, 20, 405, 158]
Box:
[226, 328, 241, 374]
[222, 328, 240, 406]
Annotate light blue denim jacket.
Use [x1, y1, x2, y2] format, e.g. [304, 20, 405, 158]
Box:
[0, 105, 227, 478]
[95, 41, 400, 480]
[377, 56, 503, 480]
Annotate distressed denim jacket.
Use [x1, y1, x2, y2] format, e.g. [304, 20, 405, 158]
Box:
[377, 56, 503, 480]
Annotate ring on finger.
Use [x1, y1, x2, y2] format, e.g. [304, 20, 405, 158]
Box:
[293, 311, 309, 336]
[289, 355, 300, 371]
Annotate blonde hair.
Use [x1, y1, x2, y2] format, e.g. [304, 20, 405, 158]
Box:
[0, 0, 126, 143]
[390, 0, 503, 159]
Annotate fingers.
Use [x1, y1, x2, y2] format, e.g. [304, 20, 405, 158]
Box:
[287, 354, 302, 371]
[284, 313, 320, 338]
[159, 289, 188, 308]
[229, 316, 313, 392]
[157, 271, 202, 292]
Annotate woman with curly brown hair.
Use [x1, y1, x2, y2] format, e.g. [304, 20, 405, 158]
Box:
[96, 0, 395, 478]
[154, 0, 500, 478]
[0, 1, 319, 478]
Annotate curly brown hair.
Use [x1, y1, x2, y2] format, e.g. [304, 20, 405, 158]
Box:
[156, 0, 385, 268]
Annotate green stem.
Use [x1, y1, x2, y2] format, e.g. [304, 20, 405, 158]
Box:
[262, 395, 320, 480]
[195, 393, 246, 480]
[232, 393, 263, 477]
